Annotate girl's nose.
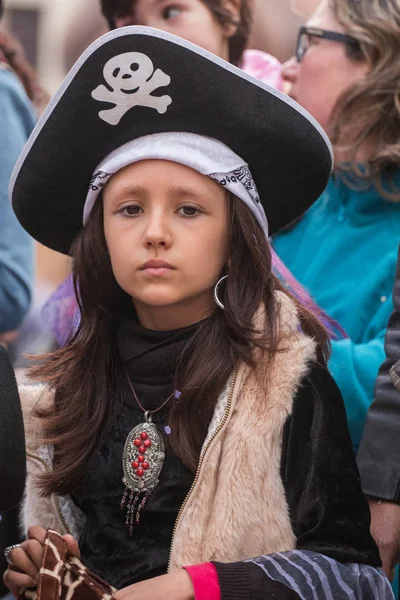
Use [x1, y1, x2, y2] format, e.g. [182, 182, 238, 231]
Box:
[143, 218, 172, 249]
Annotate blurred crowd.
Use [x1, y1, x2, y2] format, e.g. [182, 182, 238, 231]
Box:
[0, 0, 400, 597]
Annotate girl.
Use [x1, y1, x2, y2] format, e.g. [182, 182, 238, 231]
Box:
[44, 0, 284, 347]
[4, 27, 392, 600]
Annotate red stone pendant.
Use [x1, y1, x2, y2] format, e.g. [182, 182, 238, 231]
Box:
[121, 416, 165, 535]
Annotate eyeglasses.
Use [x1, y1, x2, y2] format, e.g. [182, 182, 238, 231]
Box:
[296, 26, 360, 63]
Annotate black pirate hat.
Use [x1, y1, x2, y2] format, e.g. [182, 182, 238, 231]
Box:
[10, 26, 333, 254]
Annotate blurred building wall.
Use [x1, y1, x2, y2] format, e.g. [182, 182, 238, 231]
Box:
[2, 0, 83, 94]
[249, 0, 320, 61]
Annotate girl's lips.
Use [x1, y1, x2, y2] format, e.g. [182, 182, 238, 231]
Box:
[140, 259, 175, 270]
[142, 267, 174, 277]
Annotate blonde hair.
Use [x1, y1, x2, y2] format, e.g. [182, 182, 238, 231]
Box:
[330, 0, 400, 199]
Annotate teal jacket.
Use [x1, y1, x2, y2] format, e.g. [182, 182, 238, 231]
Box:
[273, 173, 400, 450]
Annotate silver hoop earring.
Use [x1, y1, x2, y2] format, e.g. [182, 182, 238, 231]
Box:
[214, 275, 228, 310]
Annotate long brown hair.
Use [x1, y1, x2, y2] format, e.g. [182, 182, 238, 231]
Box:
[32, 194, 330, 495]
[100, 0, 252, 65]
[329, 0, 400, 198]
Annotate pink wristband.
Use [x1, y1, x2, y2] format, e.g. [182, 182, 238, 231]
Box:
[184, 563, 221, 600]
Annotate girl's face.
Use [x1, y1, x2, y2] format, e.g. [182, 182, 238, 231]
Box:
[113, 0, 239, 61]
[103, 159, 230, 329]
[281, 1, 369, 132]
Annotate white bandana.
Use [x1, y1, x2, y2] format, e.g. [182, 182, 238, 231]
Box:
[83, 132, 268, 236]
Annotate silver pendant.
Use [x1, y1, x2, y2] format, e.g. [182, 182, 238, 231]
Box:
[121, 413, 165, 534]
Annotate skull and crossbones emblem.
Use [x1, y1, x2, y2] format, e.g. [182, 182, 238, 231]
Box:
[92, 52, 172, 125]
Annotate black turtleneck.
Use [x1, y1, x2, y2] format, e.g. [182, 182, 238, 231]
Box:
[117, 312, 201, 410]
[72, 312, 199, 589]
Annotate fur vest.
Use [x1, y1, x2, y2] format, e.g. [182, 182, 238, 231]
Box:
[19, 292, 316, 571]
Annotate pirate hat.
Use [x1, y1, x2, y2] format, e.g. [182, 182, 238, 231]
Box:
[10, 26, 333, 254]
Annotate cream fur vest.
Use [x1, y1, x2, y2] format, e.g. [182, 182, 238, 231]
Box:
[19, 292, 316, 571]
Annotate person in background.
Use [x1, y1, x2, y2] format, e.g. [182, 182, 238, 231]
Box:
[0, 2, 36, 596]
[273, 0, 400, 453]
[0, 0, 35, 343]
[0, 19, 55, 368]
[100, 0, 283, 86]
[0, 346, 25, 512]
[0, 347, 25, 600]
[358, 246, 400, 582]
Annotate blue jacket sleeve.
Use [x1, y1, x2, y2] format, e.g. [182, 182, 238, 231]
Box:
[329, 296, 394, 450]
[0, 67, 35, 333]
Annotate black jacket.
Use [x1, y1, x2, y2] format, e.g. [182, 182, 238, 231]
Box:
[0, 345, 26, 510]
[358, 245, 400, 502]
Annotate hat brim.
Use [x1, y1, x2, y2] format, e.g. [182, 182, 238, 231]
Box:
[10, 26, 333, 254]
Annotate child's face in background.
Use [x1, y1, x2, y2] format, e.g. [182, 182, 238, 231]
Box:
[102, 160, 229, 330]
[113, 0, 239, 62]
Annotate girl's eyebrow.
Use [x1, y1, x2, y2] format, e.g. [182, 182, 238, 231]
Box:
[168, 185, 205, 200]
[110, 184, 147, 201]
[109, 183, 210, 203]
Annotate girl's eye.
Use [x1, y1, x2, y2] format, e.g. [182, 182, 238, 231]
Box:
[120, 205, 142, 216]
[162, 5, 182, 20]
[178, 205, 201, 217]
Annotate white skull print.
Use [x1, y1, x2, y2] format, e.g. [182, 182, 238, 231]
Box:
[92, 52, 172, 125]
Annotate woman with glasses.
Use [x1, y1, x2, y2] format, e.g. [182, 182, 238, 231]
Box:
[273, 0, 400, 453]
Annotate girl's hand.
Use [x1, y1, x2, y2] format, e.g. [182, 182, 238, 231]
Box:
[3, 525, 47, 597]
[3, 526, 80, 598]
[114, 570, 194, 600]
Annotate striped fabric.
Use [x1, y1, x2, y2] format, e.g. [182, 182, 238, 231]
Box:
[247, 550, 394, 599]
[390, 359, 400, 390]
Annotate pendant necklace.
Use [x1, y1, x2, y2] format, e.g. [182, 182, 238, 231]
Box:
[121, 368, 175, 535]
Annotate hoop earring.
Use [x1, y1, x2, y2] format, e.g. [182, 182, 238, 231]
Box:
[214, 275, 228, 310]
